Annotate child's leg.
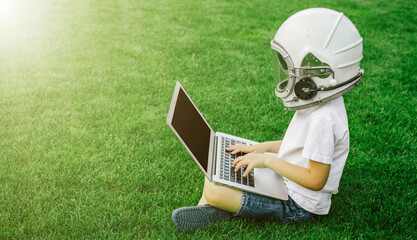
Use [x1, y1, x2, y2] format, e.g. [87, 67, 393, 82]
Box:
[172, 177, 243, 231]
[197, 177, 242, 213]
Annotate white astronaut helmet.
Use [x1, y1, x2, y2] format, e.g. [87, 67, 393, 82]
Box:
[271, 8, 364, 110]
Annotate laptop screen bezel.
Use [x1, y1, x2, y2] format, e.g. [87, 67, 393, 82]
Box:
[166, 81, 215, 181]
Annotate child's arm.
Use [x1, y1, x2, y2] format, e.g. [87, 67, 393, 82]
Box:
[226, 141, 282, 154]
[233, 154, 330, 191]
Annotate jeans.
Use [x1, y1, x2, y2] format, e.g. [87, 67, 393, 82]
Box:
[234, 191, 316, 223]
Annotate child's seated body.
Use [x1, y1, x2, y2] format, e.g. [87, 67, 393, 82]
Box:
[171, 7, 364, 231]
[279, 96, 349, 215]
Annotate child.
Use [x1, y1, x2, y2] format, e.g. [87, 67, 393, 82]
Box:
[172, 8, 363, 231]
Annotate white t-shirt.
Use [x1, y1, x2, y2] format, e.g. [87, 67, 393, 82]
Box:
[278, 96, 349, 215]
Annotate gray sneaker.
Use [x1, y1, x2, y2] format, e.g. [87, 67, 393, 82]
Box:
[172, 205, 232, 232]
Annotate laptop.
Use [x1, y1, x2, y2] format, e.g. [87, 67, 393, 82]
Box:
[167, 82, 288, 200]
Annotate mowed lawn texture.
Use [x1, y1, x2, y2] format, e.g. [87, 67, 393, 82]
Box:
[0, 0, 416, 238]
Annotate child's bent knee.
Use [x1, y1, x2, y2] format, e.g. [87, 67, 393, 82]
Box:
[204, 182, 223, 207]
[203, 182, 242, 213]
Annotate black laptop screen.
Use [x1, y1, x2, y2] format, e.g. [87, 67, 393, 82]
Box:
[171, 88, 211, 172]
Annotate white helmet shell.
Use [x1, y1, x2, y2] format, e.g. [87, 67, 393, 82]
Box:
[271, 8, 364, 110]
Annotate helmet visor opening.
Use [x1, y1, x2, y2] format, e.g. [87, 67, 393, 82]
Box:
[278, 79, 288, 89]
[272, 50, 289, 92]
[300, 53, 333, 79]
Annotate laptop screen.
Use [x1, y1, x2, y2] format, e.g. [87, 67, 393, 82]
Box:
[171, 87, 211, 172]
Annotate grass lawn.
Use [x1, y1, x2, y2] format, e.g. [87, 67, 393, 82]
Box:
[0, 0, 416, 238]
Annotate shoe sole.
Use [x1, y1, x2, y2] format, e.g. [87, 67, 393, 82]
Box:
[172, 206, 212, 232]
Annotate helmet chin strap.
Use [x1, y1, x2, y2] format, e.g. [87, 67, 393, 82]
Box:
[309, 70, 363, 93]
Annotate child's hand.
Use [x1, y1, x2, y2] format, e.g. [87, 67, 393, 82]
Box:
[232, 153, 272, 177]
[227, 141, 281, 155]
[226, 144, 254, 155]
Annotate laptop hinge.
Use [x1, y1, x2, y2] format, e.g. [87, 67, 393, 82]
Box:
[212, 135, 218, 176]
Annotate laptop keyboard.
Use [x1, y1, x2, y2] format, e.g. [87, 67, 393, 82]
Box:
[219, 137, 255, 187]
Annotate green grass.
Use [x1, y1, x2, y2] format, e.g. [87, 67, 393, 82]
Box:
[0, 0, 416, 238]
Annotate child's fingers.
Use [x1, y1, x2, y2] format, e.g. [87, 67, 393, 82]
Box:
[234, 161, 245, 172]
[232, 156, 244, 167]
[232, 157, 238, 167]
[231, 144, 252, 154]
[226, 145, 236, 151]
[233, 156, 254, 176]
[227, 144, 244, 154]
[231, 148, 241, 154]
[226, 144, 241, 152]
[243, 165, 253, 177]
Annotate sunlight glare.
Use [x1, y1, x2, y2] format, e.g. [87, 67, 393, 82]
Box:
[0, 0, 19, 23]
